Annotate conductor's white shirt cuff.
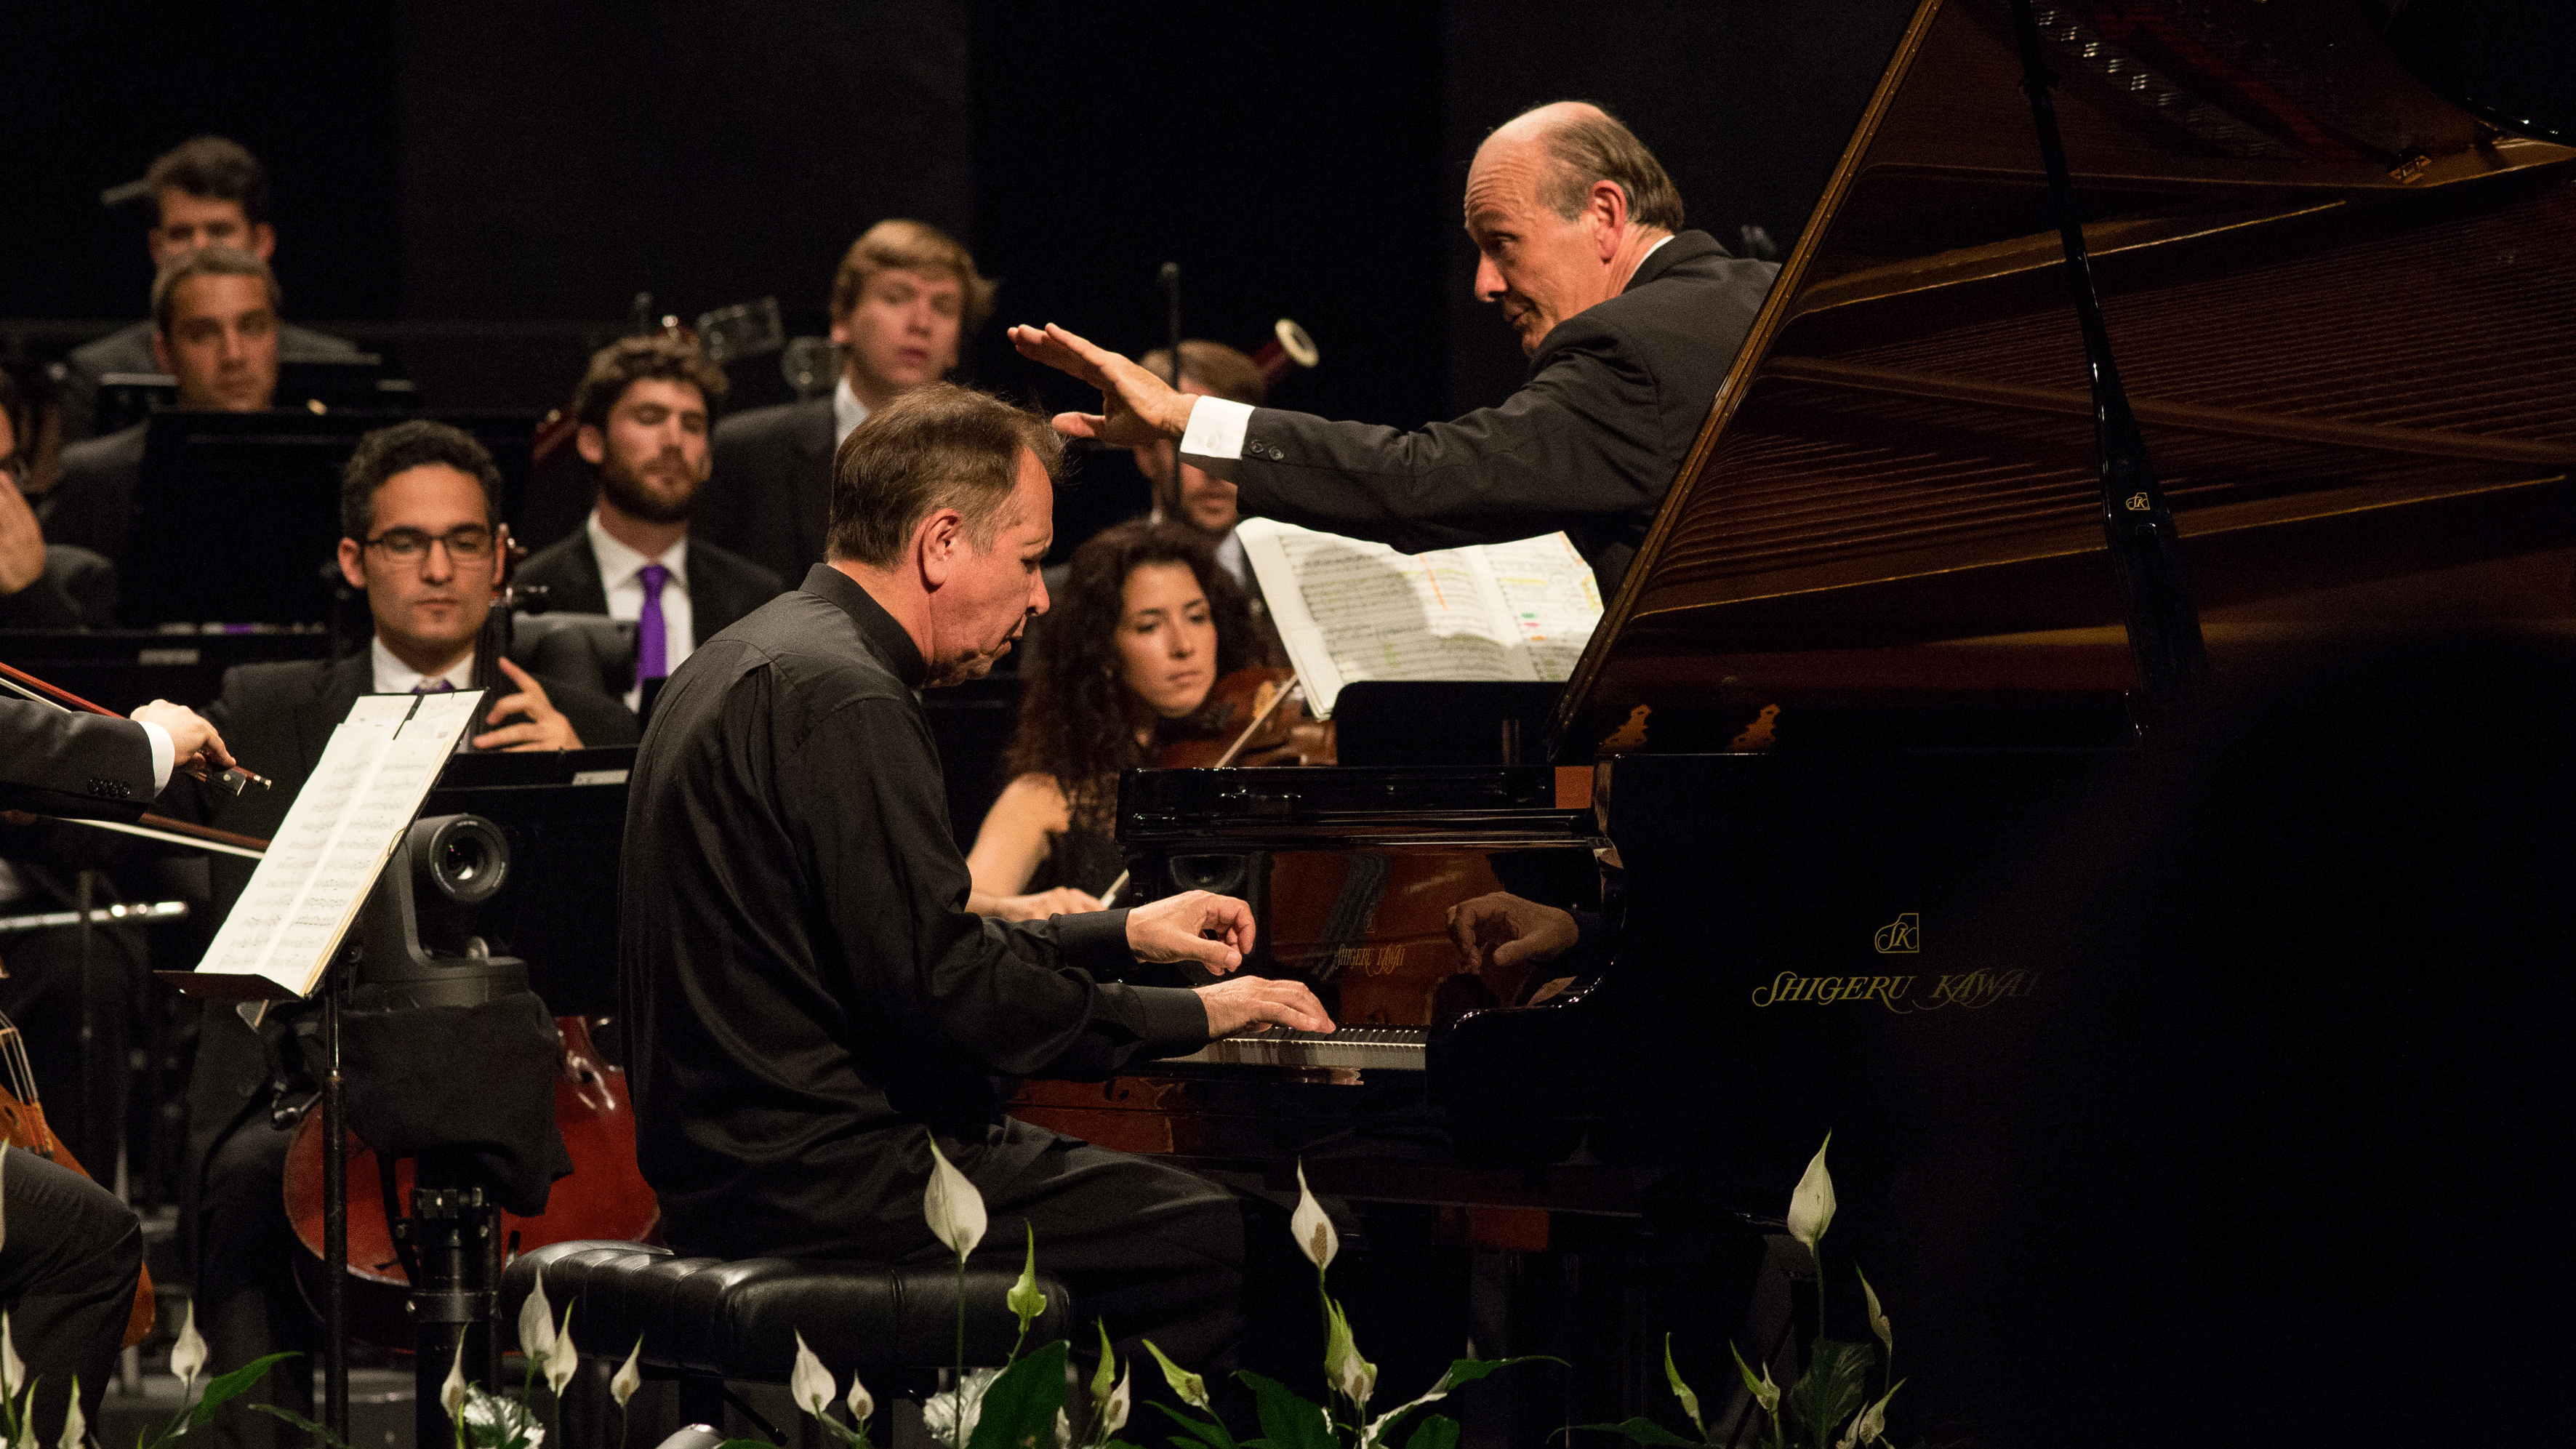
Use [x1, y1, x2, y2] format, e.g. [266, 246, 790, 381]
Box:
[139, 721, 175, 792]
[1178, 396, 1254, 464]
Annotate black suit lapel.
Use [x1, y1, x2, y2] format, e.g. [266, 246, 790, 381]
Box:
[793, 398, 836, 571]
[569, 537, 613, 614]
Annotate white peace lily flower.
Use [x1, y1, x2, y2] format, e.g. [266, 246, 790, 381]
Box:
[1786, 1131, 1836, 1256]
[610, 1337, 644, 1410]
[845, 1369, 874, 1425]
[1102, 1364, 1132, 1436]
[1858, 1265, 1892, 1357]
[518, 1268, 557, 1359]
[1360, 1365, 1469, 1449]
[920, 1367, 999, 1449]
[790, 1331, 837, 1419]
[464, 1385, 544, 1449]
[542, 1304, 580, 1396]
[55, 1377, 82, 1449]
[1289, 1161, 1337, 1271]
[169, 1299, 207, 1392]
[0, 1311, 22, 1400]
[440, 1341, 469, 1424]
[923, 1137, 987, 1259]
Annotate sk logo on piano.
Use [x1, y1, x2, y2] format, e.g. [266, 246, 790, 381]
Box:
[2124, 491, 2151, 512]
[1874, 912, 1919, 954]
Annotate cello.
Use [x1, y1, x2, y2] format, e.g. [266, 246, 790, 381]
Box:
[0, 1008, 156, 1346]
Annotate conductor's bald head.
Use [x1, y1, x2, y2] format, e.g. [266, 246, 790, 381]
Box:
[1466, 102, 1683, 353]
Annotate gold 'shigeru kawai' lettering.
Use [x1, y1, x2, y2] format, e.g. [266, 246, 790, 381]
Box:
[1748, 968, 2042, 1014]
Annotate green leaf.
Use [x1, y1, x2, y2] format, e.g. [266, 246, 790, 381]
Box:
[1400, 1416, 1459, 1449]
[250, 1404, 364, 1449]
[1562, 1418, 1703, 1446]
[966, 1339, 1069, 1449]
[1783, 1341, 1870, 1449]
[1235, 1372, 1334, 1449]
[191, 1354, 299, 1427]
[1149, 1402, 1237, 1449]
[712, 1440, 779, 1449]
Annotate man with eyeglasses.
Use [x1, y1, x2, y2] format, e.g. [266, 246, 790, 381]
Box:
[159, 420, 637, 1443]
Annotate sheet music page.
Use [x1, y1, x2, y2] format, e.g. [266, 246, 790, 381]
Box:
[1472, 532, 1604, 682]
[194, 691, 484, 997]
[1239, 520, 1599, 715]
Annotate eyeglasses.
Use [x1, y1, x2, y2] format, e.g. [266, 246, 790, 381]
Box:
[364, 526, 494, 562]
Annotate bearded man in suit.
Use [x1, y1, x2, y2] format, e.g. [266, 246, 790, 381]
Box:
[515, 335, 784, 715]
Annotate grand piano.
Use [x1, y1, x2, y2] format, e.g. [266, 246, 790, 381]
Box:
[1015, 1, 2576, 1440]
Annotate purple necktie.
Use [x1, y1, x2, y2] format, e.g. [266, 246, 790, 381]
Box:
[412, 679, 454, 694]
[637, 562, 671, 682]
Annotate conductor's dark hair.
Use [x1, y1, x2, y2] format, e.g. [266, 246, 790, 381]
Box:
[825, 382, 1061, 568]
[151, 246, 278, 335]
[570, 334, 730, 434]
[341, 420, 504, 542]
[145, 136, 272, 229]
[1533, 105, 1685, 233]
[1003, 520, 1258, 831]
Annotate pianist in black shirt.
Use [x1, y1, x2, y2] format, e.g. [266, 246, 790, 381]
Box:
[620, 384, 1331, 1373]
[965, 519, 1261, 920]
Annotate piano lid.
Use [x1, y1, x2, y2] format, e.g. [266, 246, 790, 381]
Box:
[1551, 0, 2576, 758]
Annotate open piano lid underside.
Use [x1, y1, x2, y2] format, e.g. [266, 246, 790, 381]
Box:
[1553, 0, 2576, 758]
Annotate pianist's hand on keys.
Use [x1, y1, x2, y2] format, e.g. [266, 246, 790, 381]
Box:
[1126, 888, 1334, 1039]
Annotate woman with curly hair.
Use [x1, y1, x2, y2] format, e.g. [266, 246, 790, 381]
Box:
[966, 520, 1259, 920]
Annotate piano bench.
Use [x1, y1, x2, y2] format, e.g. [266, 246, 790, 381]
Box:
[501, 1239, 1074, 1443]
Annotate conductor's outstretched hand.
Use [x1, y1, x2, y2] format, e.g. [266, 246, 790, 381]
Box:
[1006, 324, 1195, 446]
[1126, 888, 1259, 972]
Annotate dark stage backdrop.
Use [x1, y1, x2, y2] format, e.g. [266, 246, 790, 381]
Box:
[0, 7, 403, 322]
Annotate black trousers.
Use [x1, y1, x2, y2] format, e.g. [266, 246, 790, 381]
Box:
[193, 1117, 315, 1449]
[0, 1151, 142, 1440]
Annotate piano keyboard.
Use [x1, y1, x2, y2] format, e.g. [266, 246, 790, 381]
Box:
[1160, 1026, 1427, 1072]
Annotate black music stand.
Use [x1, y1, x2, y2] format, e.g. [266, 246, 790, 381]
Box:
[123, 408, 540, 627]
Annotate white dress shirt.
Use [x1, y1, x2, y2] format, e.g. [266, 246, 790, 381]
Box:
[586, 511, 694, 713]
[370, 635, 475, 695]
[832, 375, 870, 450]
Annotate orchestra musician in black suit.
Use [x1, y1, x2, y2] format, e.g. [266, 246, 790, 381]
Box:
[1012, 101, 1780, 596]
[513, 336, 785, 714]
[697, 220, 993, 587]
[1, 365, 114, 628]
[161, 420, 635, 1449]
[59, 136, 359, 443]
[0, 696, 229, 1442]
[43, 246, 288, 582]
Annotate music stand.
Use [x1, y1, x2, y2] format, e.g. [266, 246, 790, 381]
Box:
[123, 408, 541, 627]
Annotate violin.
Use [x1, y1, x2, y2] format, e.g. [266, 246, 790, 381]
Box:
[1155, 667, 1338, 770]
[0, 1010, 156, 1346]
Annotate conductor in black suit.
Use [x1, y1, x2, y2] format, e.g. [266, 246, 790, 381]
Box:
[697, 220, 993, 587]
[515, 336, 784, 713]
[163, 419, 637, 1448]
[1012, 102, 1779, 595]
